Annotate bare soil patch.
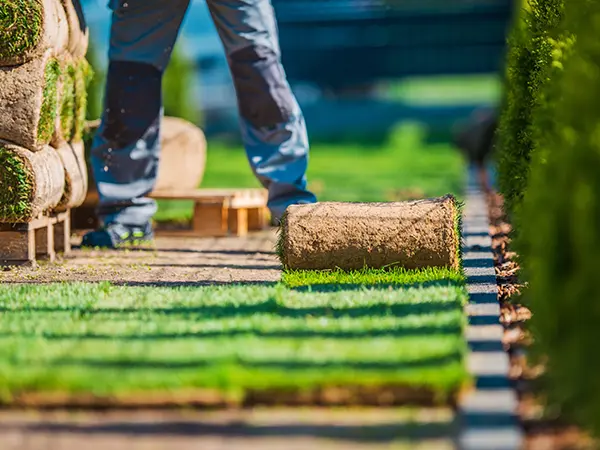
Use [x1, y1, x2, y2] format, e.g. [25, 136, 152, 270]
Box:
[0, 229, 281, 285]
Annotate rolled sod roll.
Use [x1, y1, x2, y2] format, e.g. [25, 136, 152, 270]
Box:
[0, 142, 65, 222]
[154, 116, 207, 191]
[0, 0, 69, 66]
[278, 196, 460, 271]
[0, 52, 61, 152]
[54, 141, 87, 210]
[83, 116, 207, 195]
[59, 0, 89, 59]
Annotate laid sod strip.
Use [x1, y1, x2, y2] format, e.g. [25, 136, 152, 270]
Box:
[0, 0, 43, 62]
[282, 267, 465, 289]
[0, 282, 469, 406]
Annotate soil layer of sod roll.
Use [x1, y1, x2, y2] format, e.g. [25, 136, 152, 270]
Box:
[0, 142, 65, 222]
[54, 141, 87, 210]
[60, 0, 88, 59]
[0, 52, 61, 151]
[279, 195, 460, 271]
[0, 0, 69, 66]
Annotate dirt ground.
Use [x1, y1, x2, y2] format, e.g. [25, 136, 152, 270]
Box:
[0, 408, 457, 450]
[0, 230, 282, 285]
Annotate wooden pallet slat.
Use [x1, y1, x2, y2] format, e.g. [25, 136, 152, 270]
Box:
[151, 188, 270, 237]
[0, 210, 72, 267]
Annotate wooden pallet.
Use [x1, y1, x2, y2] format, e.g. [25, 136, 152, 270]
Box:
[0, 210, 71, 266]
[150, 188, 270, 237]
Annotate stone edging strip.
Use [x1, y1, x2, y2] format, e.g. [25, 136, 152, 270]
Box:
[457, 173, 524, 450]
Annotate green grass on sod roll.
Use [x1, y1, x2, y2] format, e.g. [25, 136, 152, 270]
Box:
[38, 58, 61, 144]
[72, 59, 92, 142]
[282, 267, 465, 289]
[59, 64, 76, 142]
[0, 146, 34, 222]
[0, 0, 43, 61]
[0, 279, 469, 404]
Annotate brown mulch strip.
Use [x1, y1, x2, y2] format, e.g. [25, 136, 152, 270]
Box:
[486, 192, 595, 450]
[0, 385, 460, 411]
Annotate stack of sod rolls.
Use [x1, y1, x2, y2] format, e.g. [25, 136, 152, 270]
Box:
[0, 0, 91, 222]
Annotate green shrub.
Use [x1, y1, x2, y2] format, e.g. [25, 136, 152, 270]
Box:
[496, 0, 565, 217]
[517, 0, 600, 435]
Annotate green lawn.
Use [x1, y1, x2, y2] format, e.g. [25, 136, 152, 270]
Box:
[384, 74, 502, 106]
[0, 117, 470, 405]
[0, 274, 468, 403]
[155, 122, 466, 222]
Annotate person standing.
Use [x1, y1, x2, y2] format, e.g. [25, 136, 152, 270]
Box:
[82, 0, 316, 248]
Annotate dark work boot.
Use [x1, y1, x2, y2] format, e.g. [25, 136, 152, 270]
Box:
[80, 222, 155, 249]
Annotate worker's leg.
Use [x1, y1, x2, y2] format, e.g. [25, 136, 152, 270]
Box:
[206, 0, 316, 221]
[90, 0, 189, 230]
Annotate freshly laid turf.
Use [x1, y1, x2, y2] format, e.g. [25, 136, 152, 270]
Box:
[283, 267, 465, 289]
[0, 280, 469, 404]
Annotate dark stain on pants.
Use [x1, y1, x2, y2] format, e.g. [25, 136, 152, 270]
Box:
[229, 45, 295, 129]
[102, 60, 163, 148]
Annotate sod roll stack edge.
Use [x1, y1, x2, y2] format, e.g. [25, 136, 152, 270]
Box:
[0, 142, 65, 222]
[0, 0, 69, 67]
[60, 0, 89, 59]
[279, 195, 460, 271]
[0, 0, 91, 223]
[0, 52, 61, 152]
[55, 141, 87, 210]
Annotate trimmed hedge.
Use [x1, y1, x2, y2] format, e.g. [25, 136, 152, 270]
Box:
[516, 0, 600, 436]
[496, 0, 566, 218]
